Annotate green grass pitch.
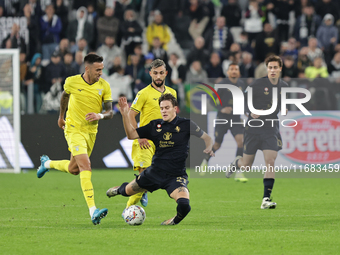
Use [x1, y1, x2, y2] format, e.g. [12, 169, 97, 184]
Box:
[1, 170, 339, 255]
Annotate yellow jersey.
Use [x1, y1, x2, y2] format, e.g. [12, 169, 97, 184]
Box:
[64, 74, 112, 134]
[130, 84, 177, 127]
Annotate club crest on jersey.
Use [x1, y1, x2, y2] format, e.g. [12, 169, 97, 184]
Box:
[156, 124, 162, 132]
[175, 126, 180, 132]
[97, 89, 103, 95]
[163, 132, 172, 140]
[74, 145, 79, 152]
[264, 87, 269, 95]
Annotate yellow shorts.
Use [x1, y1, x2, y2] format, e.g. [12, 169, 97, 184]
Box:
[131, 139, 155, 170]
[65, 131, 97, 157]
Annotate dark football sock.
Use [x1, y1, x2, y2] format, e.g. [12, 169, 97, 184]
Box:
[236, 147, 243, 157]
[174, 198, 191, 224]
[118, 182, 129, 196]
[263, 178, 275, 198]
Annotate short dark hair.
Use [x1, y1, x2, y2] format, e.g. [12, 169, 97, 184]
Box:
[150, 59, 166, 70]
[228, 62, 239, 70]
[265, 55, 283, 67]
[159, 93, 178, 107]
[84, 53, 103, 65]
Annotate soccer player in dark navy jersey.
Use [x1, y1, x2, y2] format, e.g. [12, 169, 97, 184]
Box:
[230, 55, 288, 209]
[200, 63, 248, 182]
[107, 93, 214, 225]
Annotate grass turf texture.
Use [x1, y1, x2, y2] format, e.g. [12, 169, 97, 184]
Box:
[1, 170, 339, 255]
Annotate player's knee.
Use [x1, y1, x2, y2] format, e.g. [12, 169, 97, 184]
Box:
[69, 168, 80, 175]
[266, 158, 275, 167]
[177, 198, 191, 216]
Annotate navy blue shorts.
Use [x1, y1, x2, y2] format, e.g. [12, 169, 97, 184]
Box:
[214, 123, 244, 144]
[135, 167, 189, 197]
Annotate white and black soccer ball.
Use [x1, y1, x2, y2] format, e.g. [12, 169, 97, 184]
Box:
[123, 205, 146, 225]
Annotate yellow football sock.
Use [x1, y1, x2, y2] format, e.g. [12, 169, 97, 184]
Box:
[80, 171, 95, 209]
[49, 160, 70, 173]
[126, 192, 144, 208]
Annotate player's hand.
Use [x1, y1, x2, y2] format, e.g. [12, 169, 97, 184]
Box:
[58, 117, 65, 130]
[221, 107, 232, 114]
[138, 138, 151, 149]
[118, 97, 129, 115]
[85, 112, 101, 122]
[203, 148, 215, 157]
[250, 112, 260, 119]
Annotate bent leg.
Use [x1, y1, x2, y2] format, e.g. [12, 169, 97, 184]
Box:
[126, 167, 146, 208]
[120, 180, 147, 197]
[169, 187, 191, 224]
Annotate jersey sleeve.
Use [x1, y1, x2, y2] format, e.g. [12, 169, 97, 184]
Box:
[130, 91, 145, 113]
[190, 120, 204, 138]
[136, 122, 153, 140]
[63, 77, 72, 94]
[103, 81, 113, 102]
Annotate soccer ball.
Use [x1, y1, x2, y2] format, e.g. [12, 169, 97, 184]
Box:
[123, 205, 146, 225]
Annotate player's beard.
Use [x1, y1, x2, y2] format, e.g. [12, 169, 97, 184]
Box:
[153, 78, 165, 87]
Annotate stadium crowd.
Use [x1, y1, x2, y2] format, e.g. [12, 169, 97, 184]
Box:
[1, 0, 340, 114]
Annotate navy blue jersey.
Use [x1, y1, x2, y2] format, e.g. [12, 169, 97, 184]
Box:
[136, 116, 204, 176]
[245, 77, 288, 133]
[216, 78, 247, 120]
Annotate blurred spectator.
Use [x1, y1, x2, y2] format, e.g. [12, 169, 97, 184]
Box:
[222, 44, 242, 75]
[146, 10, 171, 50]
[254, 61, 267, 78]
[63, 52, 78, 77]
[172, 9, 193, 52]
[220, 0, 242, 28]
[185, 60, 208, 84]
[23, 3, 41, 60]
[119, 9, 143, 57]
[25, 52, 43, 113]
[201, 0, 215, 34]
[205, 52, 225, 83]
[96, 7, 120, 47]
[151, 0, 184, 29]
[239, 51, 255, 78]
[53, 0, 68, 39]
[297, 47, 313, 76]
[316, 13, 338, 64]
[244, 0, 264, 44]
[270, 0, 295, 42]
[86, 3, 98, 50]
[315, 0, 340, 22]
[167, 53, 186, 103]
[254, 23, 280, 63]
[281, 37, 299, 60]
[107, 67, 133, 103]
[239, 32, 253, 55]
[72, 0, 96, 11]
[207, 16, 234, 59]
[282, 55, 298, 81]
[186, 36, 210, 69]
[73, 51, 85, 74]
[54, 38, 70, 60]
[20, 0, 43, 20]
[150, 37, 168, 63]
[135, 53, 154, 92]
[305, 57, 329, 79]
[1, 23, 27, 54]
[167, 53, 186, 107]
[327, 52, 340, 81]
[125, 54, 142, 82]
[42, 51, 66, 93]
[108, 55, 124, 75]
[72, 38, 88, 57]
[112, 0, 141, 22]
[188, 0, 209, 40]
[96, 36, 121, 75]
[306, 37, 324, 62]
[294, 4, 322, 47]
[126, 44, 145, 68]
[20, 52, 28, 112]
[40, 4, 62, 60]
[67, 7, 94, 49]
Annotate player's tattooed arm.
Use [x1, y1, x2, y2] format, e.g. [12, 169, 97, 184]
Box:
[58, 91, 70, 130]
[102, 101, 114, 119]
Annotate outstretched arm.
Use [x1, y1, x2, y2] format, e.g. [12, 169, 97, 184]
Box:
[128, 105, 151, 149]
[86, 101, 114, 122]
[200, 132, 214, 157]
[119, 97, 140, 140]
[58, 91, 70, 130]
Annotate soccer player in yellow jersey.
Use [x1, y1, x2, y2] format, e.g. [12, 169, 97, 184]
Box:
[37, 54, 113, 225]
[125, 59, 177, 211]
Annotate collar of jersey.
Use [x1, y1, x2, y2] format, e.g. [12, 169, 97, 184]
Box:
[81, 73, 97, 85]
[150, 84, 166, 93]
[161, 116, 178, 125]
